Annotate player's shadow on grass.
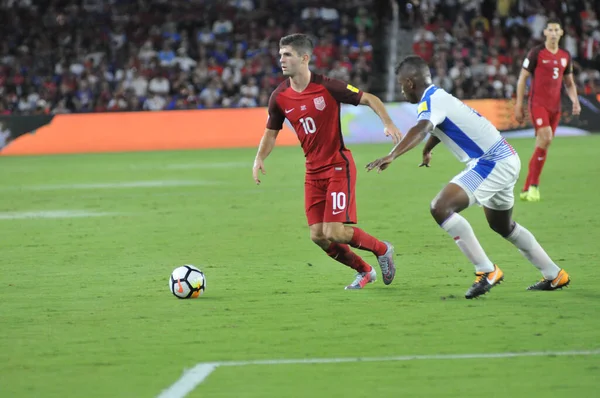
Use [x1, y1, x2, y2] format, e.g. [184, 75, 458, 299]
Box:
[192, 296, 222, 301]
[567, 291, 600, 300]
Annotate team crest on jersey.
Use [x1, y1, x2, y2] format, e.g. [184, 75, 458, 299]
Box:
[314, 96, 326, 111]
[560, 58, 567, 67]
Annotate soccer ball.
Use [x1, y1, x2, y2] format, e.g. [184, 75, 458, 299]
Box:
[169, 265, 206, 299]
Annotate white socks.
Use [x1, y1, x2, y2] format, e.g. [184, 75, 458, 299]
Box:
[506, 223, 560, 280]
[441, 213, 495, 273]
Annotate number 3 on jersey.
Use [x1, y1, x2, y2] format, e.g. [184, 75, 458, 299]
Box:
[552, 67, 559, 79]
[299, 117, 316, 134]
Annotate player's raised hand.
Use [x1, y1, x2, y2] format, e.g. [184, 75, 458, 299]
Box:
[384, 124, 403, 144]
[419, 151, 432, 167]
[572, 102, 581, 116]
[252, 158, 266, 185]
[514, 105, 525, 124]
[366, 155, 394, 173]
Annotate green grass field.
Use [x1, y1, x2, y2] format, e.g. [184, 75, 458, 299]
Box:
[1, 135, 599, 398]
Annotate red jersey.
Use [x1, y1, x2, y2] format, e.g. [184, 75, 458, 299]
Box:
[523, 44, 573, 113]
[266, 73, 363, 179]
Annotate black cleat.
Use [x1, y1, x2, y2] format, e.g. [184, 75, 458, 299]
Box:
[465, 265, 504, 299]
[527, 269, 570, 291]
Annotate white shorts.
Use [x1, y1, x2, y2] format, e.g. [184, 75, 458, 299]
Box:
[451, 155, 521, 211]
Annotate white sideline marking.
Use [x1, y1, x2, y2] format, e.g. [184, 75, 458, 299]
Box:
[9, 180, 220, 191]
[0, 210, 120, 220]
[157, 349, 600, 398]
[157, 364, 218, 398]
[164, 162, 248, 170]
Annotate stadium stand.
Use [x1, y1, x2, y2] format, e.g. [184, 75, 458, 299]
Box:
[0, 0, 598, 114]
[0, 0, 377, 114]
[396, 0, 600, 100]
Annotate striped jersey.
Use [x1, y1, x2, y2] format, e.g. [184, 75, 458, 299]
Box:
[417, 85, 516, 163]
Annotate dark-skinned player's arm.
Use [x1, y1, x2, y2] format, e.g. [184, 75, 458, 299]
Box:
[359, 93, 403, 143]
[366, 119, 434, 173]
[253, 128, 280, 185]
[419, 134, 441, 167]
[563, 59, 581, 116]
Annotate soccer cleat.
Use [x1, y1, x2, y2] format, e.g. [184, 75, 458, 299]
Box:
[528, 186, 540, 201]
[345, 266, 377, 290]
[377, 241, 396, 285]
[520, 187, 540, 202]
[527, 269, 570, 291]
[465, 265, 504, 299]
[520, 191, 529, 201]
[521, 186, 541, 202]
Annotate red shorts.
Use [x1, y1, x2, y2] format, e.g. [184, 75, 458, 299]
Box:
[305, 164, 357, 226]
[530, 105, 560, 135]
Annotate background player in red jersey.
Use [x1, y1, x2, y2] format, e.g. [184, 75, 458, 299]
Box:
[515, 18, 581, 202]
[252, 34, 402, 290]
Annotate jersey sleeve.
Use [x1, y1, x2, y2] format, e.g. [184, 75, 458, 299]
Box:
[522, 47, 540, 74]
[564, 51, 573, 75]
[266, 91, 285, 130]
[320, 76, 363, 105]
[417, 95, 445, 126]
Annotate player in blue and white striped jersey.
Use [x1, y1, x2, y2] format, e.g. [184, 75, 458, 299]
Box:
[367, 55, 570, 298]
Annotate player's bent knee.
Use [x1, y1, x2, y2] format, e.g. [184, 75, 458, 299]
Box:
[322, 223, 344, 242]
[430, 200, 452, 224]
[309, 225, 328, 245]
[310, 232, 327, 245]
[489, 223, 511, 237]
[537, 137, 552, 149]
[536, 128, 553, 149]
[488, 220, 514, 238]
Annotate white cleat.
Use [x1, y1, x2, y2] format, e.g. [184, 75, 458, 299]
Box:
[377, 241, 396, 285]
[345, 267, 377, 290]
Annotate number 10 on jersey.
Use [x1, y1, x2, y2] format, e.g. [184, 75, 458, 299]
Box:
[299, 117, 316, 134]
[331, 192, 347, 211]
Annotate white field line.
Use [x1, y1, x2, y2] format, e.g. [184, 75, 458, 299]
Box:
[163, 162, 249, 170]
[0, 161, 247, 173]
[2, 180, 221, 191]
[157, 364, 218, 398]
[157, 349, 600, 398]
[0, 210, 121, 220]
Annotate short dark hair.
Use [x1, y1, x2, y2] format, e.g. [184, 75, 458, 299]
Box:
[547, 17, 562, 27]
[279, 34, 314, 56]
[395, 55, 430, 76]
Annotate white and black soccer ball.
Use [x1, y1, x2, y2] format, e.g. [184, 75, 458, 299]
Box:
[169, 265, 206, 299]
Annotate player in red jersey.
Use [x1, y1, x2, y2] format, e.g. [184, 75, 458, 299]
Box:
[252, 33, 402, 290]
[515, 18, 581, 202]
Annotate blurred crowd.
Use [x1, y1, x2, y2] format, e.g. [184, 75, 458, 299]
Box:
[401, 0, 600, 100]
[0, 0, 375, 115]
[1, 0, 598, 116]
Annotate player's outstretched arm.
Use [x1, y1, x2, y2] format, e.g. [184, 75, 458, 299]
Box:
[514, 68, 530, 123]
[419, 135, 441, 167]
[359, 93, 403, 143]
[366, 120, 433, 173]
[253, 128, 279, 185]
[564, 74, 581, 116]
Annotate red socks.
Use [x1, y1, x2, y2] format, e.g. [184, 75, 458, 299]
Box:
[349, 227, 388, 257]
[524, 147, 548, 190]
[325, 243, 372, 273]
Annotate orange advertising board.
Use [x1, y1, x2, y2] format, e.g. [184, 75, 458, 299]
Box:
[1, 96, 592, 156]
[1, 108, 298, 156]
